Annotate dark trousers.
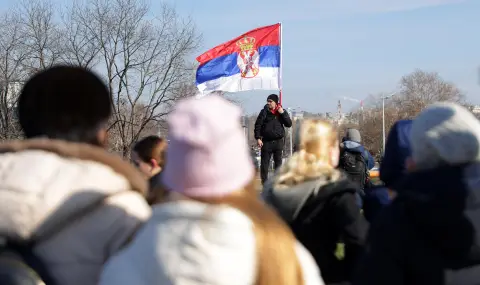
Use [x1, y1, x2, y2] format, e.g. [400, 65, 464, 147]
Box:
[260, 139, 283, 183]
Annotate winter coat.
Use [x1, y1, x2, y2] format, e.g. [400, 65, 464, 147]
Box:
[254, 105, 292, 142]
[263, 173, 368, 284]
[354, 163, 480, 285]
[0, 139, 151, 285]
[99, 199, 325, 285]
[363, 119, 413, 222]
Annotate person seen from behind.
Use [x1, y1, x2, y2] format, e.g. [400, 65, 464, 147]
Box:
[362, 119, 412, 222]
[263, 119, 368, 285]
[100, 95, 324, 285]
[354, 102, 480, 285]
[254, 94, 292, 184]
[0, 66, 151, 285]
[339, 129, 375, 203]
[132, 135, 167, 204]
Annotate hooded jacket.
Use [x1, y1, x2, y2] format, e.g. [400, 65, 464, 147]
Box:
[100, 199, 325, 285]
[0, 139, 151, 285]
[354, 163, 480, 285]
[363, 120, 412, 222]
[263, 172, 368, 284]
[380, 120, 413, 188]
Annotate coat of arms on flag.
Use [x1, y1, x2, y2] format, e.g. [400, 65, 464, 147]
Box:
[195, 23, 281, 95]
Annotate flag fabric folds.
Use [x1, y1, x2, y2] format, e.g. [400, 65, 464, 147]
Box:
[195, 23, 281, 95]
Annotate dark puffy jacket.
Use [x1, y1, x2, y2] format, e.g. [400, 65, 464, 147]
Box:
[354, 163, 480, 285]
[254, 105, 292, 141]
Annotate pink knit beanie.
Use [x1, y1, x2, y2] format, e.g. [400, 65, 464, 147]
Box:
[161, 95, 255, 197]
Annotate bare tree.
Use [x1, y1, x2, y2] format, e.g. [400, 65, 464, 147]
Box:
[394, 69, 464, 117]
[67, 0, 200, 156]
[342, 69, 465, 159]
[15, 0, 63, 72]
[0, 14, 29, 139]
[60, 3, 102, 69]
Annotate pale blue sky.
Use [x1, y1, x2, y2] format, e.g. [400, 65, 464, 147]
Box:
[161, 0, 480, 114]
[2, 0, 480, 114]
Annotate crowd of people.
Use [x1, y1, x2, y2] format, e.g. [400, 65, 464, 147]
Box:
[0, 65, 478, 285]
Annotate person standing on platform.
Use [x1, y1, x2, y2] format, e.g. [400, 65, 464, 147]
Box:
[254, 94, 292, 184]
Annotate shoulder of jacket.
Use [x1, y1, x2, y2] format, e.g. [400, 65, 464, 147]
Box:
[105, 191, 152, 221]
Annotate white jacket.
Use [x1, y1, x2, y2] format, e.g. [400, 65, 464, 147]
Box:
[0, 139, 151, 285]
[100, 199, 325, 285]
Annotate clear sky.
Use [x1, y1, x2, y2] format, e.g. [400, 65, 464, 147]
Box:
[2, 0, 480, 114]
[161, 0, 480, 114]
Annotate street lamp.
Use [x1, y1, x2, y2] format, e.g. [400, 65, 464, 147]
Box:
[381, 93, 395, 153]
[241, 115, 248, 141]
[287, 107, 302, 157]
[286, 108, 293, 157]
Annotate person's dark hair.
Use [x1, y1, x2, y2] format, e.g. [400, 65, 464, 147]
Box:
[133, 135, 167, 167]
[18, 65, 112, 145]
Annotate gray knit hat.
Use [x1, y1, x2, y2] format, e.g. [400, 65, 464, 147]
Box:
[410, 102, 480, 170]
[345, 128, 362, 143]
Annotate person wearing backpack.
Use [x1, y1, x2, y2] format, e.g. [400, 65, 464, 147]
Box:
[0, 66, 151, 285]
[262, 119, 368, 285]
[338, 129, 375, 200]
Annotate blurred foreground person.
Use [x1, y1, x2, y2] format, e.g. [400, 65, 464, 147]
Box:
[362, 119, 412, 222]
[0, 66, 151, 285]
[263, 119, 368, 284]
[100, 95, 324, 285]
[354, 102, 480, 285]
[132, 135, 167, 204]
[132, 135, 167, 178]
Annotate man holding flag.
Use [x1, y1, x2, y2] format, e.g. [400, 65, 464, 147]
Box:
[255, 94, 292, 184]
[194, 23, 292, 183]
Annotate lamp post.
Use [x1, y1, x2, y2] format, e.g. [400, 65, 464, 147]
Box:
[287, 107, 303, 157]
[381, 93, 395, 153]
[242, 115, 248, 141]
[287, 108, 293, 157]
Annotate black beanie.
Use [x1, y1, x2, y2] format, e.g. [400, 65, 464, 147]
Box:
[267, 94, 279, 104]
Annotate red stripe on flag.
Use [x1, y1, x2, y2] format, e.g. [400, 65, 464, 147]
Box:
[196, 23, 280, 65]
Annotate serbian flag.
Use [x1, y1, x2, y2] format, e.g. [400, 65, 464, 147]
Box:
[195, 23, 281, 95]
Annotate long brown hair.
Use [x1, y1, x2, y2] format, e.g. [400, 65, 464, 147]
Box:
[157, 178, 305, 285]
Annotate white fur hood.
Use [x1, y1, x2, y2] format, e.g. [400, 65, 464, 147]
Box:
[0, 138, 148, 240]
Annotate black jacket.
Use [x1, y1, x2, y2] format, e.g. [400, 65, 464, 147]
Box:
[263, 173, 368, 284]
[354, 163, 480, 285]
[254, 105, 292, 141]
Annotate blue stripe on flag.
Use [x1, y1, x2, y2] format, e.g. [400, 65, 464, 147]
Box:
[196, 45, 280, 85]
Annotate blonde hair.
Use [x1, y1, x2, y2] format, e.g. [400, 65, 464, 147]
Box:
[274, 119, 340, 187]
[157, 179, 304, 285]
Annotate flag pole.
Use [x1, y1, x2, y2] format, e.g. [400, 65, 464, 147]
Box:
[279, 22, 283, 105]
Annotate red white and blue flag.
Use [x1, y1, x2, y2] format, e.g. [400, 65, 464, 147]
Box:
[196, 23, 281, 95]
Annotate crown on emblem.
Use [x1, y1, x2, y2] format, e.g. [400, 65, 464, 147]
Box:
[236, 37, 256, 51]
